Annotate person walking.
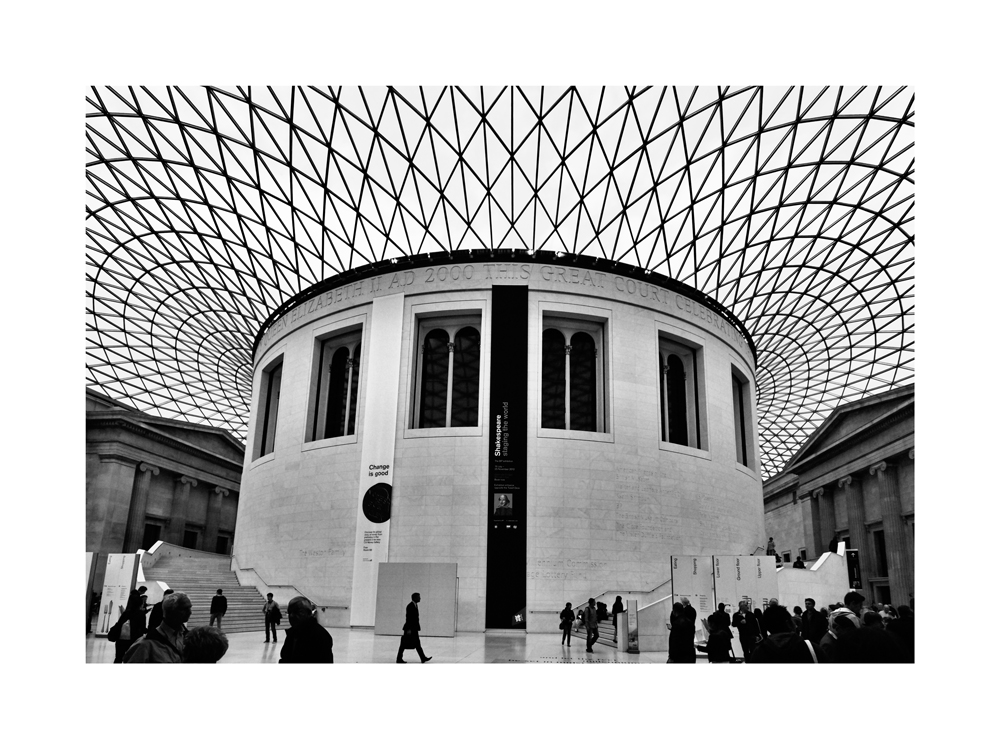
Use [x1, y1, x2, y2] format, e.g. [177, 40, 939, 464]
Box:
[611, 596, 624, 643]
[396, 592, 432, 663]
[262, 592, 281, 643]
[583, 598, 600, 652]
[279, 597, 333, 663]
[210, 588, 227, 629]
[559, 602, 575, 647]
[732, 601, 761, 661]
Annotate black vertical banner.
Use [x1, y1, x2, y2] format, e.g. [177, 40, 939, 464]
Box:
[486, 285, 528, 629]
[846, 549, 862, 590]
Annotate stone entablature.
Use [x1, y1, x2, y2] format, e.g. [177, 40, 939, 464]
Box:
[255, 255, 756, 370]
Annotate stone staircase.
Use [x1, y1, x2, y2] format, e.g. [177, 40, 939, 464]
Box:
[145, 555, 288, 636]
[569, 617, 620, 650]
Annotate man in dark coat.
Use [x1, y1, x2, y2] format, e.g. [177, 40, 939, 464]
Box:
[749, 606, 827, 663]
[113, 586, 148, 663]
[886, 605, 914, 662]
[147, 588, 173, 631]
[611, 596, 624, 643]
[732, 601, 761, 661]
[210, 588, 228, 629]
[583, 598, 600, 653]
[800, 598, 828, 645]
[667, 601, 697, 663]
[397, 592, 432, 663]
[706, 603, 733, 662]
[279, 597, 333, 663]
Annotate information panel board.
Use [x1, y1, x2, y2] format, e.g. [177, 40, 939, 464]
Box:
[97, 553, 139, 637]
[671, 555, 715, 618]
[713, 555, 738, 611]
[349, 293, 405, 627]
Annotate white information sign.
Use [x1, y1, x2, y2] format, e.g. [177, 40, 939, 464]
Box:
[349, 293, 405, 627]
[97, 553, 139, 636]
[713, 555, 738, 612]
[671, 555, 714, 640]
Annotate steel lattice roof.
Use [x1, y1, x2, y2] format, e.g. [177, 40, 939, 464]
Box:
[86, 86, 914, 479]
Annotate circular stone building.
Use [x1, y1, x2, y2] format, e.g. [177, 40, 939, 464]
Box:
[234, 250, 763, 631]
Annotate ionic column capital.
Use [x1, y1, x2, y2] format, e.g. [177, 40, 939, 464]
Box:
[837, 475, 853, 489]
[214, 486, 230, 497]
[138, 462, 160, 476]
[908, 448, 914, 461]
[869, 460, 888, 476]
[811, 487, 825, 499]
[177, 475, 198, 488]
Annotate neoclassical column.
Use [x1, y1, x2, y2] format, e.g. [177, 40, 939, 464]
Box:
[839, 474, 873, 592]
[809, 488, 826, 558]
[166, 476, 197, 545]
[819, 485, 837, 550]
[870, 461, 912, 605]
[122, 462, 159, 552]
[204, 487, 228, 553]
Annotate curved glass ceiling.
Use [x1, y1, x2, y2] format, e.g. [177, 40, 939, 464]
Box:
[86, 86, 914, 478]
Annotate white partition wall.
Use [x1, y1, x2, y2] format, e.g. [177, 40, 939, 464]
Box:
[374, 562, 458, 637]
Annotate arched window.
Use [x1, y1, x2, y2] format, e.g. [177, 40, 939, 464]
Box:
[254, 357, 283, 458]
[418, 328, 450, 428]
[732, 367, 752, 468]
[541, 328, 566, 428]
[541, 316, 605, 432]
[450, 326, 481, 427]
[659, 337, 701, 449]
[665, 353, 688, 445]
[412, 315, 482, 428]
[309, 330, 363, 442]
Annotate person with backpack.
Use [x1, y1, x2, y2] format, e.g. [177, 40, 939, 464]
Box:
[263, 592, 282, 643]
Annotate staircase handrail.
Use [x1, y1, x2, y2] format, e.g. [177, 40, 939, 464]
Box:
[230, 553, 343, 610]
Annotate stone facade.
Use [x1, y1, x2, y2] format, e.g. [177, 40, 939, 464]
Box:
[235, 255, 766, 631]
[86, 389, 244, 595]
[762, 385, 914, 607]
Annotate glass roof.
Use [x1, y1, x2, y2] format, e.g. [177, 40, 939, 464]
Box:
[86, 86, 914, 479]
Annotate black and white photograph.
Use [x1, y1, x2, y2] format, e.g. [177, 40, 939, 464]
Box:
[7, 3, 993, 746]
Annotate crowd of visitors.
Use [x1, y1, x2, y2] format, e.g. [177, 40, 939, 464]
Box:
[666, 590, 914, 663]
[106, 586, 337, 663]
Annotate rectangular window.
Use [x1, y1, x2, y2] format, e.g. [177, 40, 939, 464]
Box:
[732, 367, 753, 467]
[541, 315, 606, 432]
[307, 327, 363, 442]
[782, 551, 792, 563]
[215, 534, 232, 555]
[412, 314, 482, 428]
[873, 529, 888, 577]
[142, 522, 162, 550]
[799, 547, 808, 561]
[254, 357, 283, 459]
[183, 528, 199, 549]
[659, 336, 703, 448]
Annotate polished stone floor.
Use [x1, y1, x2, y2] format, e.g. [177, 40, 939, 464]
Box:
[86, 626, 707, 664]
